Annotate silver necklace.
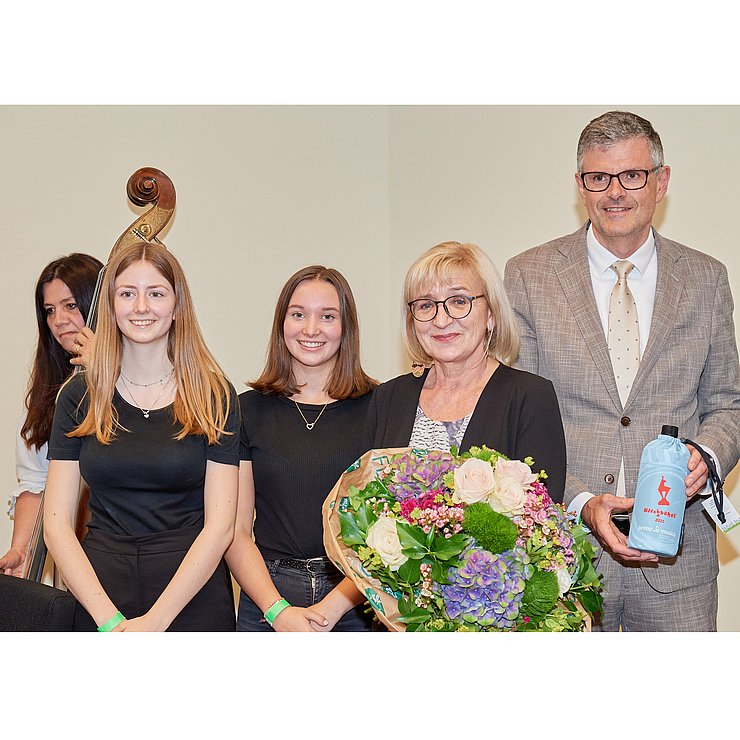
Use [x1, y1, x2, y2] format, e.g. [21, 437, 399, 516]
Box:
[120, 367, 174, 387]
[293, 400, 329, 430]
[120, 374, 172, 419]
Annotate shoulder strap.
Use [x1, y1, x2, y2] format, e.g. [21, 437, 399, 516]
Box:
[681, 438, 725, 523]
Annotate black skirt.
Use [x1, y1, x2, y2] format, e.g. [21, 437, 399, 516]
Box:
[72, 525, 235, 631]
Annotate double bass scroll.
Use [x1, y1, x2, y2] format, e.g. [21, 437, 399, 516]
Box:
[85, 167, 176, 333]
[111, 166, 176, 254]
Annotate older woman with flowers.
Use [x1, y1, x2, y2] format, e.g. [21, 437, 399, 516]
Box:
[367, 241, 566, 500]
[315, 241, 568, 631]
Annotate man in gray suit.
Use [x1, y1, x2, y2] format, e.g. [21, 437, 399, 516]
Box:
[503, 110, 740, 631]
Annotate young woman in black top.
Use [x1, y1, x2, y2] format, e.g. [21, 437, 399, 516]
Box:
[226, 265, 377, 631]
[45, 242, 239, 631]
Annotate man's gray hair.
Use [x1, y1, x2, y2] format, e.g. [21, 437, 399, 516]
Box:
[577, 111, 664, 172]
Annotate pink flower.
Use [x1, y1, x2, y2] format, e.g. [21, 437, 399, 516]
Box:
[488, 459, 537, 516]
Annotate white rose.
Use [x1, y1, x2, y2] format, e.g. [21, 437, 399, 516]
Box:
[556, 567, 573, 596]
[452, 458, 495, 504]
[488, 459, 535, 516]
[366, 516, 408, 571]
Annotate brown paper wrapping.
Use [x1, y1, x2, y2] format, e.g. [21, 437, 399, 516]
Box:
[322, 447, 410, 632]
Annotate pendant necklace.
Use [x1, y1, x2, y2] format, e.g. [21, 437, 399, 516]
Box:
[120, 367, 173, 387]
[120, 373, 173, 419]
[293, 400, 329, 430]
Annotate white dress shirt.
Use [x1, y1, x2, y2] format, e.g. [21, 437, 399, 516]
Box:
[570, 225, 719, 524]
[587, 226, 657, 358]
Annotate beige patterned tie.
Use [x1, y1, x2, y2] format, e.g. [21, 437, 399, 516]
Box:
[608, 260, 640, 406]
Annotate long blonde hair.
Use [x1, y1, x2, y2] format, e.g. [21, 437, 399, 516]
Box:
[69, 242, 232, 445]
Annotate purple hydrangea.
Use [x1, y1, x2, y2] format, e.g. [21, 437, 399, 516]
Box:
[440, 545, 531, 629]
[387, 450, 456, 501]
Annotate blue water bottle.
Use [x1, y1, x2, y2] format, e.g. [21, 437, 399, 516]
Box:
[627, 425, 690, 557]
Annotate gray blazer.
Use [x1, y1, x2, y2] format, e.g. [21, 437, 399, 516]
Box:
[504, 223, 740, 593]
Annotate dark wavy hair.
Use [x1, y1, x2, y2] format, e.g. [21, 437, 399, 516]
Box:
[251, 265, 377, 399]
[21, 253, 103, 449]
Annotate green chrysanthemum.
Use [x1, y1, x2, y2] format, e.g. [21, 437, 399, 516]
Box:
[463, 502, 518, 554]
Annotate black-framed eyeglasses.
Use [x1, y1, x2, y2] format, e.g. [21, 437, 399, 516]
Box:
[579, 166, 662, 192]
[407, 294, 485, 322]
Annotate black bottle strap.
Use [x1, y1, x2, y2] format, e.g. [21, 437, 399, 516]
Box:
[681, 438, 725, 524]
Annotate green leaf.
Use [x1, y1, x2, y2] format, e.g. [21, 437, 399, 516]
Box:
[396, 595, 416, 616]
[429, 533, 468, 560]
[362, 479, 391, 499]
[396, 520, 429, 550]
[577, 559, 599, 586]
[375, 571, 402, 595]
[355, 502, 377, 533]
[339, 511, 366, 546]
[347, 484, 363, 510]
[561, 599, 577, 614]
[576, 589, 603, 615]
[397, 613, 432, 625]
[396, 606, 432, 625]
[431, 558, 452, 584]
[397, 558, 422, 584]
[349, 479, 392, 510]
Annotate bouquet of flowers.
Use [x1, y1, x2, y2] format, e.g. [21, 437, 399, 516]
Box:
[322, 446, 602, 632]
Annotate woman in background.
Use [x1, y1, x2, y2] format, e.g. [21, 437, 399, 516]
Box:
[1, 253, 102, 577]
[226, 265, 377, 631]
[44, 242, 239, 631]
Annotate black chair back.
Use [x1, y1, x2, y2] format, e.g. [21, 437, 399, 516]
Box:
[0, 573, 75, 631]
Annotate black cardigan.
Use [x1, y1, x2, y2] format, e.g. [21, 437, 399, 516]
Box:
[364, 363, 566, 503]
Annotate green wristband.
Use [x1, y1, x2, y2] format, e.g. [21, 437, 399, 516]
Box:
[97, 610, 125, 632]
[264, 598, 290, 626]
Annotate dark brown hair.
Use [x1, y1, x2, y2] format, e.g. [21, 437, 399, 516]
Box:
[22, 253, 103, 449]
[251, 265, 377, 399]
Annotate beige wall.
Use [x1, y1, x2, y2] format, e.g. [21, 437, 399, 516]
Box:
[2, 105, 738, 628]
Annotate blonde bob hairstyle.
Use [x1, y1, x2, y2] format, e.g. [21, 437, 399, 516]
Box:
[402, 241, 519, 367]
[69, 241, 232, 445]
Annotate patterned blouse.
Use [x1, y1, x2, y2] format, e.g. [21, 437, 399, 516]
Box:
[408, 404, 472, 451]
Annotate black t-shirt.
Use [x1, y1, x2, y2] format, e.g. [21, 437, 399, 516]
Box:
[48, 373, 240, 537]
[239, 389, 373, 561]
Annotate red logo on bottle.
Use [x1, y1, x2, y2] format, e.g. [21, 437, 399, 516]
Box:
[657, 476, 671, 506]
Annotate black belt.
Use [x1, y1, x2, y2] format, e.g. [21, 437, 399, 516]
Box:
[273, 557, 338, 575]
